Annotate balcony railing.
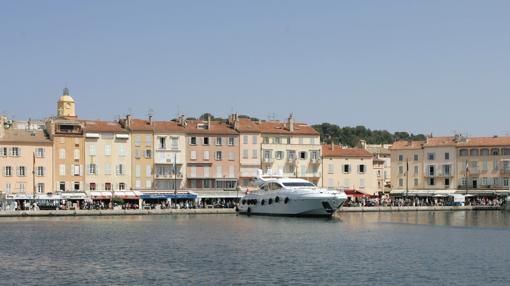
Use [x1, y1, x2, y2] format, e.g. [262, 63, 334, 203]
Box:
[155, 173, 183, 179]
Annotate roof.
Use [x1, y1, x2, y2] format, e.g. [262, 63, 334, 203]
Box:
[185, 120, 238, 135]
[390, 140, 425, 150]
[0, 128, 51, 144]
[236, 118, 261, 133]
[258, 121, 319, 136]
[322, 145, 373, 158]
[82, 120, 127, 133]
[456, 136, 510, 147]
[423, 136, 457, 147]
[153, 120, 187, 133]
[128, 119, 153, 132]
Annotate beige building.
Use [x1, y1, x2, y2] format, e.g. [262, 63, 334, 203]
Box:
[322, 144, 378, 195]
[422, 137, 457, 190]
[83, 120, 131, 193]
[390, 140, 425, 192]
[153, 117, 187, 191]
[259, 115, 322, 185]
[121, 116, 155, 191]
[185, 117, 240, 190]
[0, 118, 53, 196]
[358, 140, 392, 193]
[232, 115, 262, 188]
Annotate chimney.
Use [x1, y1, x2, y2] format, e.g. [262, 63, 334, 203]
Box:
[0, 116, 5, 138]
[207, 115, 212, 130]
[288, 113, 294, 132]
[331, 141, 334, 151]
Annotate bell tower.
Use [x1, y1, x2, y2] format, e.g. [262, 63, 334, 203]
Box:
[57, 87, 76, 118]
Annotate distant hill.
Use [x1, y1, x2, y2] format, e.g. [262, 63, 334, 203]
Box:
[312, 123, 426, 147]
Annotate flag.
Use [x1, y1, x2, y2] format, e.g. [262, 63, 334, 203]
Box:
[465, 160, 470, 174]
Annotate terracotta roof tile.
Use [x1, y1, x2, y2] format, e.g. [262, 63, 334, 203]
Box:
[82, 120, 127, 133]
[424, 136, 457, 147]
[258, 121, 319, 136]
[390, 140, 425, 150]
[457, 136, 510, 147]
[185, 120, 238, 135]
[129, 119, 154, 131]
[322, 145, 372, 158]
[0, 129, 51, 144]
[153, 120, 187, 133]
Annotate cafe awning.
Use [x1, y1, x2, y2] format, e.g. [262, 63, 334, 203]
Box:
[140, 192, 197, 200]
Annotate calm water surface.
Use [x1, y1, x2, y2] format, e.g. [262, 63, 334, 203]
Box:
[1, 211, 510, 286]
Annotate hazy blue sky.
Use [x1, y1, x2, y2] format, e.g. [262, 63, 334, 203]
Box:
[1, 0, 509, 136]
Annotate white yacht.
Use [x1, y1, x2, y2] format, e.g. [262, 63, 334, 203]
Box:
[237, 175, 347, 217]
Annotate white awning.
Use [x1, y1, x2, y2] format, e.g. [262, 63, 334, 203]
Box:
[85, 133, 100, 138]
[193, 190, 241, 199]
[115, 134, 129, 139]
[90, 191, 112, 199]
[113, 191, 140, 199]
[5, 194, 33, 200]
[60, 192, 88, 200]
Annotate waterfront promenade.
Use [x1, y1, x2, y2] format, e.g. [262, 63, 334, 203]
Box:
[0, 205, 501, 217]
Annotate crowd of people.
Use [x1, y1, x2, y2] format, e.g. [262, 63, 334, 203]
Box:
[344, 195, 505, 208]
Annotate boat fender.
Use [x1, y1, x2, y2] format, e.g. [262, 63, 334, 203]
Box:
[284, 197, 289, 204]
[261, 199, 265, 206]
[241, 199, 246, 205]
[268, 198, 273, 205]
[275, 196, 280, 203]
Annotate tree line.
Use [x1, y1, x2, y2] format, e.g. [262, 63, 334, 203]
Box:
[312, 123, 426, 147]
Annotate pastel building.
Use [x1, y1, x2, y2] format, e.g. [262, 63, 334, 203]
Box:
[259, 115, 322, 185]
[0, 118, 53, 197]
[422, 137, 457, 190]
[232, 115, 262, 188]
[83, 120, 131, 193]
[390, 140, 425, 192]
[121, 116, 155, 191]
[322, 144, 377, 195]
[153, 117, 187, 191]
[185, 117, 239, 190]
[47, 89, 85, 193]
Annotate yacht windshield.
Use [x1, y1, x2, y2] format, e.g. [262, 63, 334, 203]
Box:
[282, 182, 315, 187]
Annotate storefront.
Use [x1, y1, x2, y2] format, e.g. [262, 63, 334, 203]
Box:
[60, 192, 88, 209]
[140, 191, 197, 208]
[193, 190, 241, 208]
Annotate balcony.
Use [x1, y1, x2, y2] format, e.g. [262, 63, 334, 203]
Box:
[155, 173, 183, 180]
[500, 169, 510, 174]
[262, 158, 273, 164]
[310, 158, 321, 165]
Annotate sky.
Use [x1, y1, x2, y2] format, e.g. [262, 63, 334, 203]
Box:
[1, 0, 509, 136]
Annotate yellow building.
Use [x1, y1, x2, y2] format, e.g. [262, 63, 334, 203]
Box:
[233, 115, 262, 188]
[259, 115, 322, 185]
[322, 144, 378, 195]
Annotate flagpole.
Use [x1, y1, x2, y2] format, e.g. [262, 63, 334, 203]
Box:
[406, 158, 409, 198]
[465, 160, 468, 195]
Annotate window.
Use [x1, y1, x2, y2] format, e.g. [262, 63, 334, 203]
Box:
[73, 165, 81, 176]
[399, 178, 403, 187]
[203, 137, 209, 145]
[215, 151, 223, 161]
[18, 166, 26, 177]
[299, 151, 307, 160]
[59, 164, 66, 176]
[229, 166, 235, 178]
[74, 182, 80, 191]
[146, 181, 152, 189]
[287, 150, 296, 161]
[59, 182, 65, 192]
[398, 154, 403, 161]
[190, 137, 197, 145]
[414, 165, 419, 176]
[11, 147, 20, 157]
[328, 164, 334, 174]
[228, 151, 235, 161]
[36, 148, 44, 158]
[119, 183, 126, 191]
[263, 137, 269, 144]
[480, 149, 489, 156]
[443, 164, 451, 176]
[216, 137, 223, 145]
[504, 178, 509, 187]
[299, 137, 304, 144]
[204, 166, 210, 178]
[116, 164, 124, 175]
[146, 135, 152, 146]
[144, 150, 152, 158]
[414, 178, 419, 186]
[203, 151, 209, 160]
[343, 164, 350, 173]
[263, 150, 272, 161]
[445, 178, 450, 187]
[135, 135, 141, 146]
[444, 152, 450, 160]
[190, 166, 197, 177]
[119, 145, 126, 157]
[491, 148, 500, 156]
[3, 166, 12, 177]
[275, 151, 284, 160]
[242, 149, 248, 159]
[216, 166, 222, 178]
[459, 149, 468, 156]
[104, 145, 112, 156]
[191, 151, 197, 160]
[171, 137, 178, 150]
[19, 183, 25, 193]
[428, 165, 435, 176]
[427, 153, 435, 160]
[503, 148, 510, 155]
[59, 148, 66, 160]
[243, 135, 248, 144]
[90, 183, 96, 191]
[493, 160, 499, 171]
[158, 137, 166, 149]
[414, 154, 419, 161]
[37, 166, 44, 176]
[0, 147, 6, 157]
[146, 165, 152, 177]
[73, 149, 80, 160]
[253, 135, 258, 144]
[311, 151, 320, 160]
[429, 178, 435, 186]
[37, 183, 44, 194]
[274, 137, 281, 144]
[89, 145, 96, 156]
[135, 165, 141, 178]
[482, 160, 488, 171]
[359, 179, 365, 189]
[398, 165, 404, 175]
[470, 149, 479, 156]
[228, 137, 235, 146]
[104, 164, 112, 175]
[358, 164, 366, 174]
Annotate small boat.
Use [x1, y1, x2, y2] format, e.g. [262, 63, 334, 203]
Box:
[237, 173, 347, 217]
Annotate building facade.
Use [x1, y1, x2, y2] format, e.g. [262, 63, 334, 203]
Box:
[322, 144, 377, 194]
[83, 120, 131, 193]
[234, 115, 262, 188]
[0, 118, 53, 196]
